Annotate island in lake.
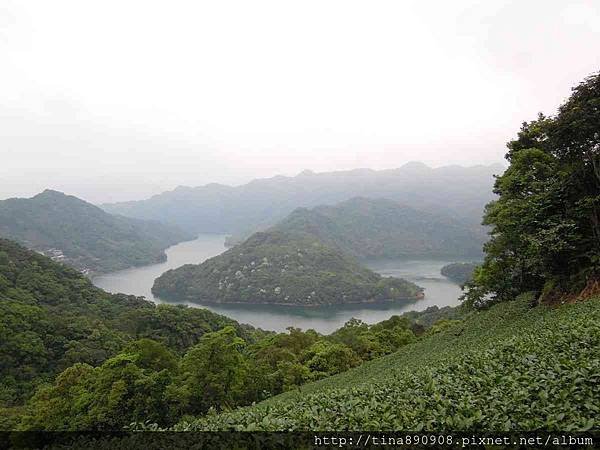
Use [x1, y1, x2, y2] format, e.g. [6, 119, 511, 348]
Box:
[152, 197, 493, 306]
[152, 228, 424, 306]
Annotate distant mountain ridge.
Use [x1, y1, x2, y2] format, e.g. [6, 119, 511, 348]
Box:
[102, 162, 504, 235]
[0, 190, 194, 274]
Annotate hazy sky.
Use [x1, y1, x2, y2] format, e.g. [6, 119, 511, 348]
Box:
[1, 0, 599, 203]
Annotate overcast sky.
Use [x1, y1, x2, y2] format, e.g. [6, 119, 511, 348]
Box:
[1, 0, 599, 203]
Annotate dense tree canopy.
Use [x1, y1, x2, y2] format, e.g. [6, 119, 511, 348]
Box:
[0, 238, 256, 409]
[15, 313, 432, 430]
[464, 73, 600, 306]
[0, 238, 453, 430]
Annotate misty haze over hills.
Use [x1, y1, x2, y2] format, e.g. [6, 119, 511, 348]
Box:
[102, 162, 504, 236]
[2, 0, 599, 437]
[269, 197, 487, 258]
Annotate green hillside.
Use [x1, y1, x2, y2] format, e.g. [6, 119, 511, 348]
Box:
[0, 190, 194, 275]
[228, 197, 486, 258]
[152, 230, 423, 306]
[174, 294, 600, 431]
[0, 238, 446, 431]
[0, 238, 256, 413]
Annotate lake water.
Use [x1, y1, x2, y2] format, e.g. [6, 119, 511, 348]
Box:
[94, 234, 465, 333]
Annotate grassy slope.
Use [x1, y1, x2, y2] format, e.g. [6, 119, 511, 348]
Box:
[176, 295, 600, 431]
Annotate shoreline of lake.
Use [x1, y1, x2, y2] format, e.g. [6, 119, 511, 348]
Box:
[93, 234, 466, 333]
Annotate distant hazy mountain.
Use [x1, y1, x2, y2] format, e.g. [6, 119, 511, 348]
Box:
[0, 190, 194, 274]
[102, 162, 504, 235]
[266, 197, 487, 258]
[152, 230, 423, 306]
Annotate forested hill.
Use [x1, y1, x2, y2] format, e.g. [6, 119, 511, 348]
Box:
[152, 230, 423, 306]
[151, 197, 483, 307]
[0, 237, 443, 431]
[0, 238, 256, 414]
[0, 189, 194, 274]
[255, 197, 486, 258]
[102, 163, 503, 235]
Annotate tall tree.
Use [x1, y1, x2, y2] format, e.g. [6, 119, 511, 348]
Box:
[464, 72, 600, 306]
[175, 327, 248, 414]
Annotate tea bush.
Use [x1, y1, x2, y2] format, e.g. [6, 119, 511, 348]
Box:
[174, 295, 600, 431]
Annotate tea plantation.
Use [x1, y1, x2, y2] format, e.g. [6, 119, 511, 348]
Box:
[174, 295, 600, 431]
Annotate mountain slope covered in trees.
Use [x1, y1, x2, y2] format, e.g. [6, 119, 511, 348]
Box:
[0, 238, 450, 430]
[102, 163, 503, 236]
[0, 238, 256, 416]
[0, 190, 193, 274]
[244, 197, 486, 258]
[152, 230, 423, 306]
[152, 196, 483, 307]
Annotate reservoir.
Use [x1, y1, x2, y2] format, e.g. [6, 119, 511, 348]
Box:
[94, 234, 465, 333]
